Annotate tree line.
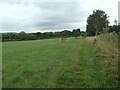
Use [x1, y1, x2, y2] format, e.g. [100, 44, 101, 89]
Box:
[2, 29, 85, 41]
[2, 10, 120, 41]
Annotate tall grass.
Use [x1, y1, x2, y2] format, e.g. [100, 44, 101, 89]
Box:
[94, 33, 118, 87]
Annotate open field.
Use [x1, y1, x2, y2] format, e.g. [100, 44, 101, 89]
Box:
[2, 34, 118, 88]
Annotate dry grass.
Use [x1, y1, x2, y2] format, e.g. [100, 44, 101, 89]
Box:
[87, 33, 119, 86]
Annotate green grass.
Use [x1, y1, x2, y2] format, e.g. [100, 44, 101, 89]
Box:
[2, 36, 118, 88]
[0, 42, 1, 89]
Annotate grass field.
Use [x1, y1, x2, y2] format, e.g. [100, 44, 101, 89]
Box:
[2, 34, 118, 88]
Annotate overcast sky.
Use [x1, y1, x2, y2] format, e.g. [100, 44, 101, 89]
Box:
[0, 0, 119, 33]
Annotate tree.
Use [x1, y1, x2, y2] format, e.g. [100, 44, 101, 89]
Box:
[81, 31, 87, 37]
[61, 30, 71, 37]
[47, 32, 54, 38]
[33, 32, 43, 39]
[86, 10, 109, 36]
[54, 32, 61, 38]
[19, 31, 27, 40]
[109, 25, 119, 34]
[28, 34, 36, 40]
[72, 28, 81, 38]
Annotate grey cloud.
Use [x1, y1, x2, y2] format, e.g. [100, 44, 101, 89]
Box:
[31, 2, 86, 30]
[1, 1, 87, 32]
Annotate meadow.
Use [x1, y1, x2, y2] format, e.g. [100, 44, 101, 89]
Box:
[2, 34, 118, 88]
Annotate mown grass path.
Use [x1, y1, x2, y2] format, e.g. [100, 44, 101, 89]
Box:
[47, 38, 110, 88]
[2, 38, 117, 88]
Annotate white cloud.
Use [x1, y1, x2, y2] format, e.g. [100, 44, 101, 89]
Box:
[80, 0, 119, 25]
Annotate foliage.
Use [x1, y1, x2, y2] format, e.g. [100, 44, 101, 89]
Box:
[61, 30, 72, 37]
[102, 27, 109, 33]
[72, 29, 81, 38]
[109, 25, 120, 34]
[2, 29, 81, 41]
[86, 10, 109, 36]
[81, 31, 87, 37]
